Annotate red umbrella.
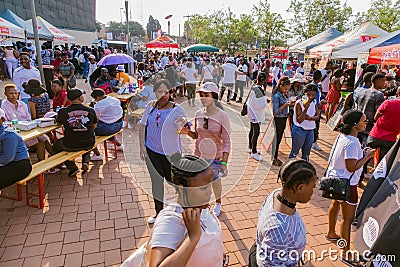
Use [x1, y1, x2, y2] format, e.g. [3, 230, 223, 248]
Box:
[146, 35, 179, 49]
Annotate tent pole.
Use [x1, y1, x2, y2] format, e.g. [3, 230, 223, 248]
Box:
[30, 0, 45, 85]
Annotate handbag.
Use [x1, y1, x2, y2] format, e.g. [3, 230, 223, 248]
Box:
[319, 135, 352, 201]
[120, 234, 151, 267]
[241, 87, 254, 116]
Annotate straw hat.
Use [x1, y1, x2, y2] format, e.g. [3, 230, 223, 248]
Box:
[290, 73, 306, 83]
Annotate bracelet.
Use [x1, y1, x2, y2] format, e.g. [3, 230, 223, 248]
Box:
[221, 161, 227, 166]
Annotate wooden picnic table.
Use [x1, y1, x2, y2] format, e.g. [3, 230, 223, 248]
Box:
[108, 92, 138, 103]
[19, 125, 62, 142]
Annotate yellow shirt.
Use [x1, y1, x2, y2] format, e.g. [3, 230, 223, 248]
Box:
[116, 72, 130, 85]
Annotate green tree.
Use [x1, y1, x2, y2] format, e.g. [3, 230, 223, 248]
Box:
[95, 20, 102, 32]
[354, 0, 400, 32]
[106, 21, 145, 40]
[287, 0, 353, 41]
[252, 0, 289, 51]
[146, 15, 161, 39]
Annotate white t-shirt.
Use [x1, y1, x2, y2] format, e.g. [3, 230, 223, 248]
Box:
[272, 66, 281, 83]
[13, 66, 41, 100]
[182, 67, 197, 84]
[151, 201, 223, 267]
[296, 67, 305, 75]
[221, 63, 237, 84]
[326, 134, 363, 186]
[94, 96, 123, 124]
[203, 64, 215, 80]
[137, 85, 156, 109]
[320, 69, 332, 93]
[237, 64, 248, 81]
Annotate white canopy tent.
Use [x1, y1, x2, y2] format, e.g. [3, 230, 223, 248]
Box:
[25, 16, 74, 42]
[289, 28, 343, 54]
[308, 22, 388, 58]
[332, 30, 400, 59]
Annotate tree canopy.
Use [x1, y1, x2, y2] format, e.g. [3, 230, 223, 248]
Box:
[106, 21, 145, 40]
[287, 0, 353, 42]
[354, 0, 400, 32]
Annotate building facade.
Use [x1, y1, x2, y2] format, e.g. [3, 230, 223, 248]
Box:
[0, 0, 96, 31]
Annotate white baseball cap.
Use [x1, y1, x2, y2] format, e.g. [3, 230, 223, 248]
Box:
[197, 82, 219, 94]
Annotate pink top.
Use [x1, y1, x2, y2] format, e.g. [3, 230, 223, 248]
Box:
[194, 109, 231, 160]
[1, 99, 31, 121]
[4, 49, 15, 60]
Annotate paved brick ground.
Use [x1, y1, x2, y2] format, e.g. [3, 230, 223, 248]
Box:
[0, 78, 359, 266]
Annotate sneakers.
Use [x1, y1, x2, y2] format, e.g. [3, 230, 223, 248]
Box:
[272, 158, 283, 166]
[247, 149, 261, 155]
[147, 215, 157, 224]
[251, 153, 263, 161]
[68, 168, 79, 177]
[116, 144, 124, 151]
[90, 154, 103, 161]
[236, 98, 243, 103]
[312, 142, 322, 151]
[213, 203, 222, 217]
[82, 163, 89, 172]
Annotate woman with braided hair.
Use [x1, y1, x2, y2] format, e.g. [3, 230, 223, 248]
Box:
[148, 152, 224, 267]
[325, 109, 375, 266]
[249, 159, 317, 267]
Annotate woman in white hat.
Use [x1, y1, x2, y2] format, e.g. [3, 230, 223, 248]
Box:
[288, 73, 306, 127]
[182, 82, 231, 217]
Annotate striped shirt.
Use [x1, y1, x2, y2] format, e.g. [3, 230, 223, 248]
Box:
[256, 189, 306, 267]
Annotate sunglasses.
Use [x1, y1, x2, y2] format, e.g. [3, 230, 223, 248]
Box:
[203, 116, 209, 129]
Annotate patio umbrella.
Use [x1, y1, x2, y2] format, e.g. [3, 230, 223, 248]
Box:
[97, 53, 136, 66]
[186, 44, 219, 52]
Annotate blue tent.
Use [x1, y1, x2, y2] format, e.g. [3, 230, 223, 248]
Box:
[0, 9, 32, 36]
[332, 29, 400, 59]
[289, 28, 343, 54]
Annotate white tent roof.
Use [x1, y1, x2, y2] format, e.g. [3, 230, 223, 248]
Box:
[289, 28, 343, 54]
[332, 30, 400, 59]
[308, 22, 388, 58]
[0, 17, 25, 39]
[26, 16, 74, 42]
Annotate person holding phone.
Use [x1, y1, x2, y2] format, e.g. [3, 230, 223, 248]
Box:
[182, 82, 231, 217]
[289, 84, 320, 161]
[272, 76, 294, 166]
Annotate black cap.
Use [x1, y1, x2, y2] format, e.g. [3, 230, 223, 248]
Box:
[67, 89, 85, 101]
[258, 72, 267, 81]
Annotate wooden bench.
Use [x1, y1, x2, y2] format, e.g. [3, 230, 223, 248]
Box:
[3, 130, 123, 209]
[130, 108, 145, 130]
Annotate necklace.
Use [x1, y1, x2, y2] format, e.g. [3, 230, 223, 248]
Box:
[276, 194, 296, 209]
[156, 101, 170, 110]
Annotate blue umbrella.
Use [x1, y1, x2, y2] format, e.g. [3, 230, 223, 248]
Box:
[97, 53, 135, 66]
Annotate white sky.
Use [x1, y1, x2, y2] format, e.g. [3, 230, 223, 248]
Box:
[96, 0, 371, 36]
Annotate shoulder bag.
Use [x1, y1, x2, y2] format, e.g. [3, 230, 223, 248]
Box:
[319, 135, 352, 201]
[241, 86, 258, 116]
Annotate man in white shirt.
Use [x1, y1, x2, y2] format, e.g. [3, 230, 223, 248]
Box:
[181, 62, 197, 106]
[320, 61, 333, 96]
[272, 61, 281, 92]
[219, 58, 238, 104]
[231, 58, 248, 103]
[13, 52, 41, 111]
[296, 61, 305, 75]
[90, 89, 124, 160]
[160, 53, 169, 70]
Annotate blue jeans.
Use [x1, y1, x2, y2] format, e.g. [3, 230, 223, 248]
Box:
[95, 120, 123, 141]
[82, 61, 89, 78]
[289, 125, 314, 161]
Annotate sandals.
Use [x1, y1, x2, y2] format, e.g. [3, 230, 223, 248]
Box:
[325, 234, 340, 242]
[272, 158, 283, 166]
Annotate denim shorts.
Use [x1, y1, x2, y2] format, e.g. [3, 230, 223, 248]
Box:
[95, 120, 123, 137]
[210, 159, 222, 181]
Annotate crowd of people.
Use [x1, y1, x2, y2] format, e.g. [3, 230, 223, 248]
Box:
[1, 41, 400, 266]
